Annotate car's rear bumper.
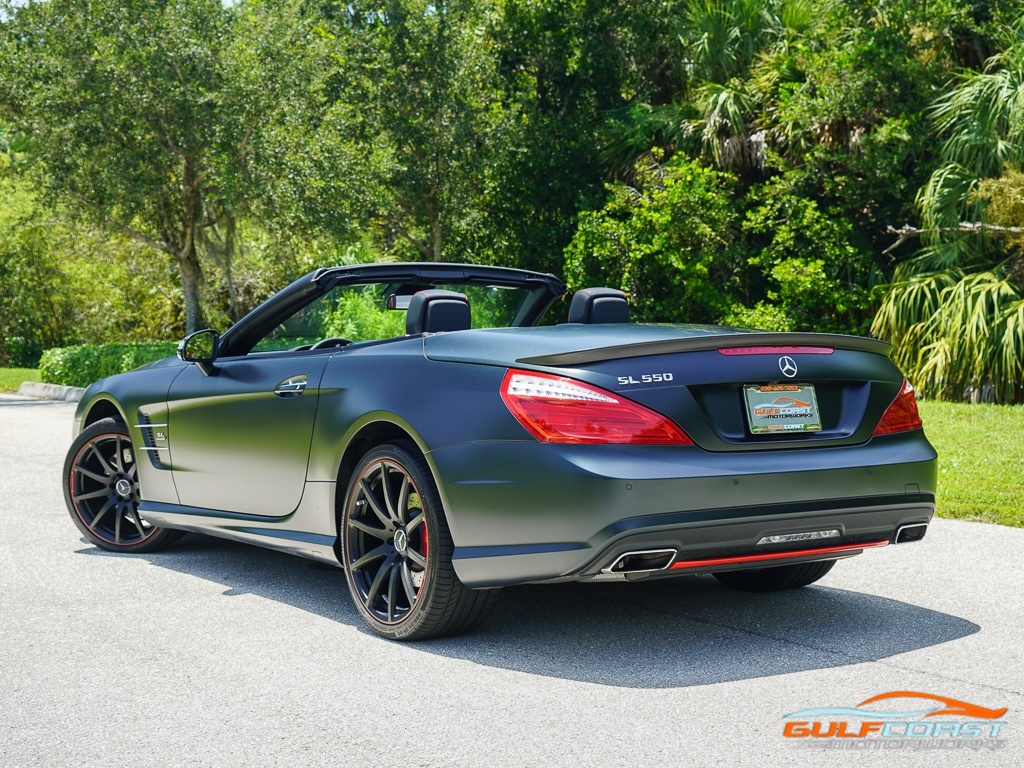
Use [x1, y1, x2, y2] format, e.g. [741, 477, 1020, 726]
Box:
[427, 432, 937, 588]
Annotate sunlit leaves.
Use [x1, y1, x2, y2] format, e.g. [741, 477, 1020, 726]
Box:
[564, 156, 741, 324]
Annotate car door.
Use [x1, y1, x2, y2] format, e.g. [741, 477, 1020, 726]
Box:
[165, 352, 333, 516]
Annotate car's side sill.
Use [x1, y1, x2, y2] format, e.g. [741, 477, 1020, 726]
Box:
[139, 500, 341, 566]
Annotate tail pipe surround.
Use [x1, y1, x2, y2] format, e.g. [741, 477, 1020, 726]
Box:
[894, 523, 928, 544]
[604, 549, 678, 574]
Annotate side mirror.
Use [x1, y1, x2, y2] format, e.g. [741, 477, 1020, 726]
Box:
[177, 329, 220, 376]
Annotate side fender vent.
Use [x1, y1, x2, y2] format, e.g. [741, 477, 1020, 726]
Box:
[135, 412, 168, 469]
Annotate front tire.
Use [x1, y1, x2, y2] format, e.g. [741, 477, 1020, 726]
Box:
[341, 441, 498, 640]
[63, 417, 183, 553]
[712, 560, 836, 592]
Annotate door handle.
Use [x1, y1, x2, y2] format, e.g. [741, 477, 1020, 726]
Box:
[274, 374, 308, 398]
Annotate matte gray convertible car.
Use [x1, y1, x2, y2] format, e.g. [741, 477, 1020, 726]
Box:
[63, 262, 937, 639]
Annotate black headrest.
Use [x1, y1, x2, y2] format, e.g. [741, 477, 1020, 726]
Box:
[406, 289, 471, 335]
[567, 287, 629, 324]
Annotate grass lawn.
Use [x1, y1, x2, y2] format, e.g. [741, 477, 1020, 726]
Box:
[919, 400, 1024, 528]
[0, 367, 40, 393]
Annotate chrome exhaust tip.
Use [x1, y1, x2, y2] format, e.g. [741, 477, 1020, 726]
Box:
[603, 548, 678, 574]
[895, 523, 928, 544]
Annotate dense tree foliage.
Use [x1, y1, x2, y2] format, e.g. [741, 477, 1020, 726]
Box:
[1, 1, 240, 331]
[1, 0, 1022, 400]
[873, 16, 1024, 402]
[566, 156, 741, 323]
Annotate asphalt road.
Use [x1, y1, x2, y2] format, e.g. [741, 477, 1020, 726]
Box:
[1, 395, 1021, 767]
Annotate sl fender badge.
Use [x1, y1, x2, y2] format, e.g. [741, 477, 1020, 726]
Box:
[779, 356, 798, 378]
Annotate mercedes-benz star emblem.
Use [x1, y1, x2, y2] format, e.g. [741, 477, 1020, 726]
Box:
[115, 478, 133, 498]
[779, 356, 798, 378]
[394, 529, 408, 555]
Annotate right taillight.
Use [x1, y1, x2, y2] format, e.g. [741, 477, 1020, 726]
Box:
[873, 379, 923, 436]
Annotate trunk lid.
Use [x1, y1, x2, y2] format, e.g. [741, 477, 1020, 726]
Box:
[425, 325, 903, 451]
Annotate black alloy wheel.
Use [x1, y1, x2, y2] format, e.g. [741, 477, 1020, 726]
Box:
[63, 417, 182, 553]
[345, 456, 430, 624]
[341, 441, 498, 640]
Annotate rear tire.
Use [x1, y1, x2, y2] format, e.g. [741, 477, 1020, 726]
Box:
[712, 560, 835, 592]
[340, 440, 498, 640]
[63, 417, 184, 553]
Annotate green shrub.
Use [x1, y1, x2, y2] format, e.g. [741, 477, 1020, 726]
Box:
[721, 301, 792, 331]
[564, 156, 741, 324]
[325, 288, 406, 342]
[39, 342, 178, 388]
[1, 336, 43, 368]
[739, 178, 873, 334]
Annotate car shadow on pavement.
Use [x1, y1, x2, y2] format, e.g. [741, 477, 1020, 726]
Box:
[444, 579, 980, 688]
[79, 533, 980, 689]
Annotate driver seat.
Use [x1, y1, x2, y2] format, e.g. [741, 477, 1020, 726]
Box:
[406, 290, 471, 334]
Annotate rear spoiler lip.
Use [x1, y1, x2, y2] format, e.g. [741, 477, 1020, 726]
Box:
[516, 331, 892, 367]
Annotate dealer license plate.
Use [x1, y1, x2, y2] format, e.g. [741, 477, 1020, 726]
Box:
[743, 384, 822, 434]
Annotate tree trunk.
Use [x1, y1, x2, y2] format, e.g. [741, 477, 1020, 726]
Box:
[179, 242, 203, 334]
[179, 155, 204, 333]
[222, 213, 239, 321]
[431, 216, 442, 262]
[429, 189, 442, 262]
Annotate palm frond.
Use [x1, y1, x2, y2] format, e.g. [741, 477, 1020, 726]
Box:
[682, 0, 782, 84]
[778, 0, 815, 35]
[916, 162, 983, 235]
[692, 78, 766, 171]
[597, 103, 697, 178]
[872, 270, 958, 372]
[905, 240, 982, 272]
[874, 267, 1024, 402]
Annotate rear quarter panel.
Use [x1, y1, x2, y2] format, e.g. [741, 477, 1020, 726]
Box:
[306, 339, 528, 482]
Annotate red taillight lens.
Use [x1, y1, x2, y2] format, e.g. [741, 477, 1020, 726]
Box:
[500, 369, 694, 445]
[873, 379, 923, 436]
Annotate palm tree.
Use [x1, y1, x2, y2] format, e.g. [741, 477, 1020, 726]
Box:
[599, 0, 811, 175]
[873, 24, 1024, 402]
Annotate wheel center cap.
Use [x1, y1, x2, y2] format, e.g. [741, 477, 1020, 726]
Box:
[394, 529, 408, 555]
[115, 478, 133, 499]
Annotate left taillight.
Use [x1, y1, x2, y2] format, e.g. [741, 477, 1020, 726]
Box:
[500, 368, 694, 445]
[873, 379, 923, 436]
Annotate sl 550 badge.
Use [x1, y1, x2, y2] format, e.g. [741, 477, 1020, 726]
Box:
[617, 373, 674, 385]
